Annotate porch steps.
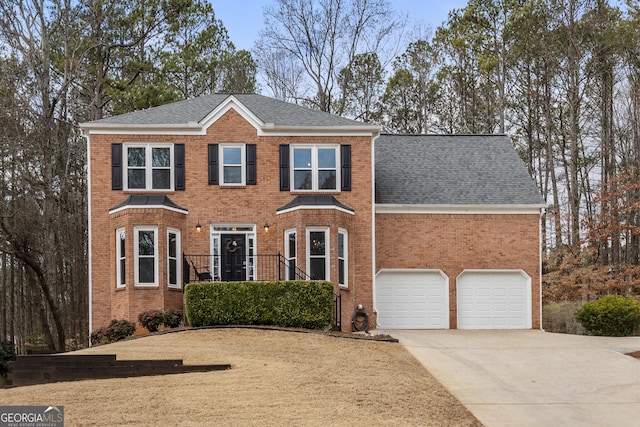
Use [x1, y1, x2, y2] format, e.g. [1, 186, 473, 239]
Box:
[7, 354, 230, 387]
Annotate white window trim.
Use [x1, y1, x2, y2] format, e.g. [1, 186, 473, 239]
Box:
[219, 143, 246, 186]
[116, 227, 126, 288]
[124, 143, 174, 191]
[290, 144, 340, 192]
[134, 225, 158, 287]
[306, 227, 330, 281]
[284, 228, 297, 280]
[167, 228, 181, 289]
[338, 228, 348, 288]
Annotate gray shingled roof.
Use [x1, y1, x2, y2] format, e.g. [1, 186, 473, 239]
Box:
[277, 195, 354, 213]
[110, 195, 187, 212]
[81, 93, 371, 129]
[375, 134, 544, 206]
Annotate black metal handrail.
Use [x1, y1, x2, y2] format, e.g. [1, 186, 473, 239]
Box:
[183, 253, 310, 283]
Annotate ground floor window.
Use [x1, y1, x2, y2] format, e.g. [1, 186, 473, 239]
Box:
[168, 228, 181, 288]
[116, 228, 126, 288]
[307, 228, 329, 280]
[338, 228, 348, 287]
[284, 229, 296, 280]
[135, 226, 158, 286]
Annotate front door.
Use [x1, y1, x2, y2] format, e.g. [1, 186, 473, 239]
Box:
[221, 234, 246, 281]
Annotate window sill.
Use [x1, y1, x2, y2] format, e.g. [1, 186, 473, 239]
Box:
[338, 285, 349, 290]
[134, 284, 159, 288]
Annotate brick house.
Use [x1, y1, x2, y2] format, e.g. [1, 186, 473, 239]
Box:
[81, 94, 544, 334]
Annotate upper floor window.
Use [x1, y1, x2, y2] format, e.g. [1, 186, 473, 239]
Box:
[221, 144, 245, 185]
[125, 144, 173, 191]
[208, 144, 256, 186]
[292, 145, 339, 191]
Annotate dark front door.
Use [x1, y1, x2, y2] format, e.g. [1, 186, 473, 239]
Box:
[221, 234, 246, 281]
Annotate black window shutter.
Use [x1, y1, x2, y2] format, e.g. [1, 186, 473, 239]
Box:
[112, 143, 123, 190]
[174, 144, 185, 190]
[246, 144, 257, 185]
[341, 144, 351, 191]
[208, 144, 218, 185]
[279, 144, 290, 191]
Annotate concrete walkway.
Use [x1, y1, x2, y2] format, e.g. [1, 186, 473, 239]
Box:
[376, 330, 640, 427]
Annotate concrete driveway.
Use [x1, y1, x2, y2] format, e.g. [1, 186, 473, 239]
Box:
[377, 330, 640, 427]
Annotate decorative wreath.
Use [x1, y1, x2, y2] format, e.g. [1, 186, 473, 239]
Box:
[226, 240, 238, 253]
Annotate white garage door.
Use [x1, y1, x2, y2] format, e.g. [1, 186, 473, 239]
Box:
[376, 270, 449, 329]
[457, 270, 531, 329]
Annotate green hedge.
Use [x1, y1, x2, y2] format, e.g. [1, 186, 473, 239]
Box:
[184, 280, 334, 330]
[575, 295, 640, 337]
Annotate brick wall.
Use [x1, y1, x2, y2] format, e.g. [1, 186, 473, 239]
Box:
[375, 213, 541, 328]
[89, 109, 374, 332]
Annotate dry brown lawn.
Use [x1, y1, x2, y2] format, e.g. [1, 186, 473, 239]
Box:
[1, 328, 481, 426]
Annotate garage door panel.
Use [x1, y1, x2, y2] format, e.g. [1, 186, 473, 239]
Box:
[376, 271, 449, 329]
[457, 271, 531, 329]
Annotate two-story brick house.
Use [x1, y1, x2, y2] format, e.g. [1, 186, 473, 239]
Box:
[81, 93, 544, 335]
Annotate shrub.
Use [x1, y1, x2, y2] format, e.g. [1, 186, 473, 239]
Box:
[163, 309, 183, 328]
[542, 301, 584, 334]
[91, 319, 136, 345]
[138, 310, 164, 332]
[185, 280, 333, 329]
[575, 295, 640, 336]
[0, 341, 16, 378]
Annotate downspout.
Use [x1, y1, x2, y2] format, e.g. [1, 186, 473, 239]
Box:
[539, 207, 546, 330]
[83, 130, 93, 346]
[371, 131, 380, 326]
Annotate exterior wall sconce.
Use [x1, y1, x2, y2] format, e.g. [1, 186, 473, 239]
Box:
[195, 221, 202, 233]
[264, 223, 270, 233]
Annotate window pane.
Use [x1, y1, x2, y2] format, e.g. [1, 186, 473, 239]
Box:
[128, 147, 145, 167]
[119, 259, 126, 285]
[318, 170, 336, 189]
[293, 148, 312, 168]
[310, 231, 325, 255]
[138, 231, 155, 255]
[339, 259, 345, 284]
[294, 170, 312, 189]
[168, 232, 176, 257]
[127, 169, 145, 189]
[152, 169, 171, 189]
[139, 258, 155, 283]
[119, 231, 126, 253]
[223, 166, 242, 183]
[152, 147, 170, 167]
[338, 233, 344, 258]
[288, 260, 297, 280]
[310, 258, 326, 280]
[223, 147, 242, 165]
[318, 148, 336, 168]
[288, 233, 296, 257]
[169, 259, 177, 285]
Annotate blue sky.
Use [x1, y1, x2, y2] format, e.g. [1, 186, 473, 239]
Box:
[212, 0, 468, 51]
